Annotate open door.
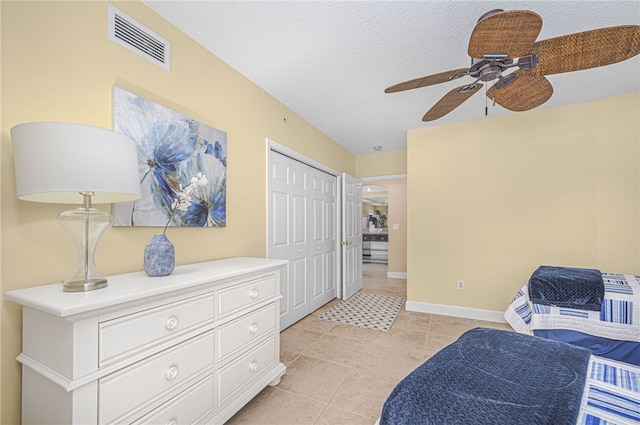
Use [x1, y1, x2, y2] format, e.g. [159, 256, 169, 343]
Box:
[341, 173, 363, 300]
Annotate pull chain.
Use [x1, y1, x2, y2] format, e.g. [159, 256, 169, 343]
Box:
[485, 83, 488, 116]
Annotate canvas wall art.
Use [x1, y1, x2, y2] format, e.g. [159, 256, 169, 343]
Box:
[113, 87, 227, 228]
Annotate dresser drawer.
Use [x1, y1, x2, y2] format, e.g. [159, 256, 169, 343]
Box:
[99, 331, 214, 425]
[219, 274, 276, 318]
[218, 337, 276, 405]
[132, 374, 215, 425]
[99, 293, 215, 366]
[218, 304, 276, 363]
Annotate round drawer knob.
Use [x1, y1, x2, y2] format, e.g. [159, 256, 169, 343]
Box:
[249, 323, 259, 334]
[249, 289, 259, 299]
[166, 316, 179, 330]
[166, 366, 179, 380]
[166, 420, 177, 425]
[249, 361, 258, 372]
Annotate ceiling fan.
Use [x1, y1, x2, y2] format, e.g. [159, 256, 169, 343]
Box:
[385, 9, 640, 122]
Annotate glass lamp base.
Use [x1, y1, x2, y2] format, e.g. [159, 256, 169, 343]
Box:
[57, 205, 113, 292]
[63, 278, 108, 292]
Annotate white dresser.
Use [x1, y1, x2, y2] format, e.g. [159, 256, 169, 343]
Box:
[5, 257, 287, 425]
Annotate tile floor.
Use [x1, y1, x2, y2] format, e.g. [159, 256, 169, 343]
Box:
[226, 263, 513, 425]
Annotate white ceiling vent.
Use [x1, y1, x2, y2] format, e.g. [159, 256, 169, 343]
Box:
[108, 5, 170, 71]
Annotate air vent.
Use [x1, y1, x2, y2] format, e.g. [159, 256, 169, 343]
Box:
[108, 5, 170, 71]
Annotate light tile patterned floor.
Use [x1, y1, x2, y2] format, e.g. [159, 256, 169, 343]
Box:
[226, 263, 513, 425]
[317, 292, 406, 332]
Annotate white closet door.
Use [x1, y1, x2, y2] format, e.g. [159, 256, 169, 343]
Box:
[341, 173, 363, 300]
[269, 150, 338, 329]
[270, 152, 310, 329]
[309, 169, 337, 310]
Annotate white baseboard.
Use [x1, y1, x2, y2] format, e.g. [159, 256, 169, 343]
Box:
[387, 271, 407, 279]
[405, 300, 506, 323]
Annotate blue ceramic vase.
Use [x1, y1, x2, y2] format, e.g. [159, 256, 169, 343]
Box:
[144, 234, 175, 277]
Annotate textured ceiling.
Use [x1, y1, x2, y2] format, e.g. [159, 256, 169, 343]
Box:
[144, 1, 640, 155]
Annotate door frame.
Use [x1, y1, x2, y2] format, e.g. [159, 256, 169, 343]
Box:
[265, 139, 344, 298]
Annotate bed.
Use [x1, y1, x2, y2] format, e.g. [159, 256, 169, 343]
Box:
[504, 266, 640, 365]
[377, 328, 640, 425]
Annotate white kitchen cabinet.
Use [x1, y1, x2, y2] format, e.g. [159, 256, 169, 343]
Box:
[5, 257, 287, 425]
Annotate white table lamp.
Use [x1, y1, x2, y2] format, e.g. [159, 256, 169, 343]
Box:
[11, 122, 141, 292]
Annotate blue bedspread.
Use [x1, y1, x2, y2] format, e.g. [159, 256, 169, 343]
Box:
[533, 329, 640, 365]
[528, 266, 604, 311]
[380, 328, 591, 425]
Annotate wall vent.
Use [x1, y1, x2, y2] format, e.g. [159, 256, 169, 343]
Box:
[108, 5, 170, 71]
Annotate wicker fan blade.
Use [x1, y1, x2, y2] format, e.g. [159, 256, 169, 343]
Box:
[423, 83, 483, 121]
[384, 68, 469, 93]
[524, 25, 640, 76]
[468, 10, 542, 59]
[487, 74, 553, 111]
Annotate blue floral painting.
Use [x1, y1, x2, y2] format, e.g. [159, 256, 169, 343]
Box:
[113, 87, 227, 228]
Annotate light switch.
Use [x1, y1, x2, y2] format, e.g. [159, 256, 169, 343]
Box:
[392, 224, 399, 230]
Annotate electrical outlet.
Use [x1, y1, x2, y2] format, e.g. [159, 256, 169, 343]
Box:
[457, 280, 464, 290]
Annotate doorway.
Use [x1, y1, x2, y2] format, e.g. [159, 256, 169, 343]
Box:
[361, 176, 408, 280]
[362, 183, 389, 266]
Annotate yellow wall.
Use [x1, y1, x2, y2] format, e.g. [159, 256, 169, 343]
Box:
[0, 2, 354, 422]
[356, 149, 407, 177]
[374, 179, 407, 274]
[407, 91, 640, 313]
